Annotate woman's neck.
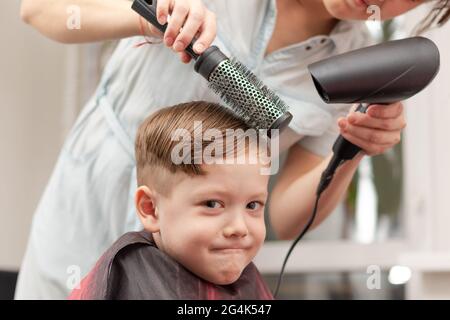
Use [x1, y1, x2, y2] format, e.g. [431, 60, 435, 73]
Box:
[265, 0, 339, 56]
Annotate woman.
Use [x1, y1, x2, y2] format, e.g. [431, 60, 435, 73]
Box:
[16, 0, 449, 299]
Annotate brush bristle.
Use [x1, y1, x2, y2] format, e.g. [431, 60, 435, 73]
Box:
[229, 58, 289, 114]
[207, 58, 290, 131]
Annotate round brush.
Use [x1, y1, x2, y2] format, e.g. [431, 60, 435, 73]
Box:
[132, 0, 293, 134]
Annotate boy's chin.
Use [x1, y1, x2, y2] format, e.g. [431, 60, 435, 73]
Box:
[202, 269, 243, 286]
[211, 274, 242, 286]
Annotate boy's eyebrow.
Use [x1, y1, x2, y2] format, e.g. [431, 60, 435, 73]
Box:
[193, 189, 229, 198]
[193, 188, 268, 200]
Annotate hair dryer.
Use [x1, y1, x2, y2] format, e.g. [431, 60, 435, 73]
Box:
[274, 37, 440, 298]
[308, 36, 440, 194]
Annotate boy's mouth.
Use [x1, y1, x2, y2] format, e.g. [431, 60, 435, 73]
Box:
[211, 244, 251, 252]
[212, 248, 247, 254]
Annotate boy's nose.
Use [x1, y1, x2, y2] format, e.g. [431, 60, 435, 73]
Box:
[223, 213, 249, 238]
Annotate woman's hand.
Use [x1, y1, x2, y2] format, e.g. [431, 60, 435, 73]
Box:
[20, 0, 216, 58]
[152, 0, 217, 63]
[337, 102, 407, 156]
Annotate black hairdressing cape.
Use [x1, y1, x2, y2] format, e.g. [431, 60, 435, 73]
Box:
[69, 231, 273, 300]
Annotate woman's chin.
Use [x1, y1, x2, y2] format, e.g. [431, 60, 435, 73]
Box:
[323, 0, 367, 20]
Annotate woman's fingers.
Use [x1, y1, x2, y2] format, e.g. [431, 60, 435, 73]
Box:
[156, 0, 216, 59]
[345, 111, 407, 131]
[339, 118, 402, 146]
[156, 0, 171, 25]
[333, 101, 407, 156]
[367, 102, 403, 119]
[179, 51, 192, 64]
[192, 10, 216, 53]
[172, 1, 205, 52]
[339, 129, 393, 157]
[164, 0, 189, 48]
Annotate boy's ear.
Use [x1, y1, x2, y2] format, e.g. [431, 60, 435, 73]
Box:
[135, 186, 160, 233]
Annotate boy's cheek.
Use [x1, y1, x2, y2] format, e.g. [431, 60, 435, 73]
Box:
[252, 221, 266, 250]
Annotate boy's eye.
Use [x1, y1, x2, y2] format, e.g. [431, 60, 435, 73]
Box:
[247, 201, 264, 210]
[204, 200, 222, 209]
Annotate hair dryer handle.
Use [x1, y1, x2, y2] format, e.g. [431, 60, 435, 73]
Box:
[131, 0, 199, 59]
[332, 103, 369, 160]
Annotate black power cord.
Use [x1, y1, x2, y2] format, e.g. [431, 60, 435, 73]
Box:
[273, 105, 370, 298]
[273, 154, 346, 298]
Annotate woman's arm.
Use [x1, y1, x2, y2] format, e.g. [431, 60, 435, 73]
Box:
[270, 102, 406, 240]
[20, 0, 141, 43]
[269, 144, 363, 240]
[20, 0, 216, 61]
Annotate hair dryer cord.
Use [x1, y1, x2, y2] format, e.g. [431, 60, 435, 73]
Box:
[273, 154, 346, 298]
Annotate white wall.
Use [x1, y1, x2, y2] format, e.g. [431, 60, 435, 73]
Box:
[403, 7, 450, 252]
[0, 1, 67, 270]
[401, 7, 450, 299]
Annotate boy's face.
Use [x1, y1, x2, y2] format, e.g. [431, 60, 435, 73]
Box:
[323, 0, 426, 21]
[138, 152, 269, 285]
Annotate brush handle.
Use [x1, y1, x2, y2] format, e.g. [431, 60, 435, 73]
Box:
[131, 0, 199, 60]
[332, 103, 369, 160]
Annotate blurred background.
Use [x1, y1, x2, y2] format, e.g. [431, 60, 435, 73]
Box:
[1, 1, 450, 300]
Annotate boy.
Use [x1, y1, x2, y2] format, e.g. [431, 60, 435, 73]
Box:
[69, 101, 274, 299]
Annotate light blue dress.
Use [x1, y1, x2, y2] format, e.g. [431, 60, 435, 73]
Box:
[15, 0, 371, 299]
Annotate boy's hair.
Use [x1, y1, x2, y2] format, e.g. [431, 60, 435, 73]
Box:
[135, 101, 263, 196]
[416, 0, 450, 34]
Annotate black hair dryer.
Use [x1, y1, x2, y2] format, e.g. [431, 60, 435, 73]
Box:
[308, 37, 440, 194]
[274, 37, 440, 298]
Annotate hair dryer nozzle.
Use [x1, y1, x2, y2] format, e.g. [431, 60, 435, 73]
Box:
[308, 37, 440, 104]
